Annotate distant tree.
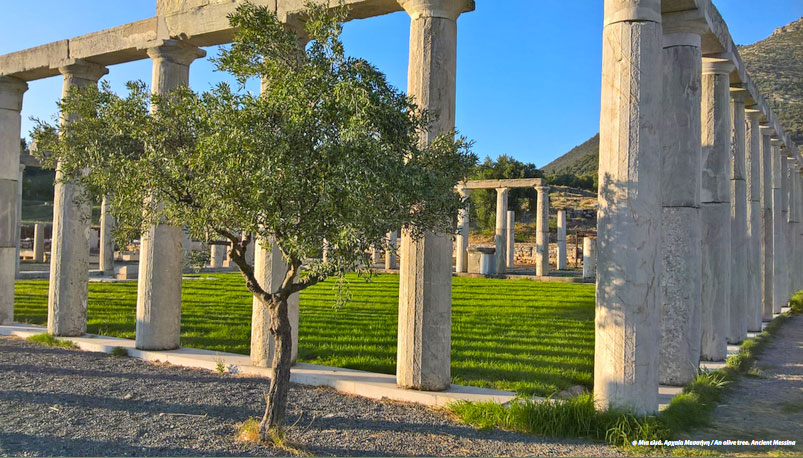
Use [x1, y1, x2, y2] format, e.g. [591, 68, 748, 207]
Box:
[468, 155, 543, 229]
[545, 173, 597, 192]
[31, 2, 475, 439]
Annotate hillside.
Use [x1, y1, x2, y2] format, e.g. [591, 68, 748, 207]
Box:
[739, 17, 803, 146]
[542, 134, 599, 176]
[542, 17, 803, 175]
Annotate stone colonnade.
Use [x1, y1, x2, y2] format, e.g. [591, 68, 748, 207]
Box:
[1, 0, 799, 405]
[596, 0, 801, 415]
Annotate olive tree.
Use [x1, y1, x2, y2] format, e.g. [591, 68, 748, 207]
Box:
[32, 2, 475, 438]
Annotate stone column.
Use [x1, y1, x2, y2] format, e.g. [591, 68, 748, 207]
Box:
[494, 187, 508, 274]
[251, 238, 300, 366]
[33, 223, 44, 263]
[582, 237, 596, 280]
[0, 76, 27, 325]
[99, 195, 115, 275]
[243, 233, 255, 266]
[728, 89, 748, 344]
[455, 187, 469, 273]
[699, 58, 733, 362]
[556, 209, 567, 270]
[759, 125, 775, 321]
[535, 185, 550, 276]
[396, 0, 471, 391]
[48, 60, 108, 337]
[745, 110, 763, 332]
[771, 138, 786, 313]
[506, 210, 515, 268]
[785, 156, 797, 298]
[595, 0, 662, 415]
[15, 164, 24, 276]
[385, 231, 398, 270]
[371, 246, 383, 265]
[658, 27, 703, 385]
[210, 242, 225, 268]
[136, 41, 205, 350]
[797, 168, 803, 293]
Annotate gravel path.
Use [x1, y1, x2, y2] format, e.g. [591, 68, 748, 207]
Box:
[678, 313, 803, 455]
[0, 336, 620, 457]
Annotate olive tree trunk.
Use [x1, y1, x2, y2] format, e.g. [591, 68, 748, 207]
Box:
[259, 297, 293, 438]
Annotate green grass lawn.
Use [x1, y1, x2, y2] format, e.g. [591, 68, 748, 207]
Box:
[14, 273, 594, 397]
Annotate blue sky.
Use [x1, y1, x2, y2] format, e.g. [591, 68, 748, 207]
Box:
[2, 1, 801, 168]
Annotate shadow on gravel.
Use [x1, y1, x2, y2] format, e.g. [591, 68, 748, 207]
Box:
[0, 389, 260, 421]
[0, 362, 264, 386]
[0, 432, 247, 457]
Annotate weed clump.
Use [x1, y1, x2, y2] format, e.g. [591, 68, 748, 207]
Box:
[26, 333, 77, 349]
[109, 346, 128, 357]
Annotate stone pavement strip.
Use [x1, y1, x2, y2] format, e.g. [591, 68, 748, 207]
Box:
[0, 336, 621, 457]
[677, 313, 803, 455]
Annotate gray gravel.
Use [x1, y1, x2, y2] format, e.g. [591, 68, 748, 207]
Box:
[0, 336, 621, 457]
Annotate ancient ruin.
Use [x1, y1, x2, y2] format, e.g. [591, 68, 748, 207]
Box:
[0, 0, 800, 416]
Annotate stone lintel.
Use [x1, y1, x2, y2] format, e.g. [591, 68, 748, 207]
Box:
[460, 178, 544, 190]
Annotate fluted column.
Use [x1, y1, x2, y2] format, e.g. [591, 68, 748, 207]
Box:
[785, 156, 797, 298]
[759, 125, 775, 321]
[385, 231, 398, 270]
[48, 60, 108, 337]
[745, 110, 763, 331]
[506, 210, 515, 268]
[728, 89, 748, 344]
[251, 238, 299, 366]
[136, 40, 205, 350]
[657, 26, 703, 385]
[594, 0, 663, 415]
[396, 0, 472, 391]
[583, 237, 596, 280]
[556, 209, 567, 270]
[455, 188, 468, 273]
[535, 185, 550, 276]
[99, 195, 115, 274]
[797, 168, 803, 292]
[0, 76, 27, 325]
[494, 187, 508, 274]
[771, 138, 786, 313]
[15, 164, 24, 276]
[33, 223, 44, 263]
[209, 242, 226, 268]
[699, 58, 733, 361]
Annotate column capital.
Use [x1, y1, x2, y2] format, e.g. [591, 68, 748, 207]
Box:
[535, 185, 550, 193]
[58, 59, 108, 82]
[398, 0, 474, 20]
[702, 58, 734, 75]
[729, 88, 748, 103]
[745, 109, 763, 122]
[145, 39, 206, 66]
[604, 0, 661, 26]
[495, 187, 508, 195]
[770, 138, 783, 147]
[662, 13, 707, 48]
[0, 76, 28, 111]
[759, 125, 776, 136]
